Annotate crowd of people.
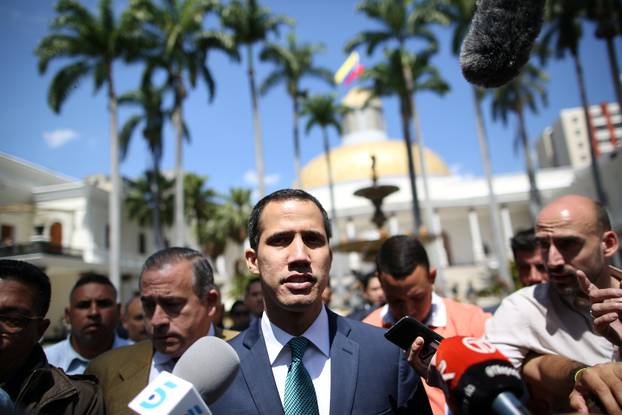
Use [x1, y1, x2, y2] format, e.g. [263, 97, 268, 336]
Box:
[1, 189, 621, 414]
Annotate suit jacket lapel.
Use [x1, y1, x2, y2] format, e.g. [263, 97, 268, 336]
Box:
[240, 320, 285, 415]
[328, 311, 359, 415]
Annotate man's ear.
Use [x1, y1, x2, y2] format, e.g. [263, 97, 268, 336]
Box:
[428, 267, 437, 284]
[603, 230, 619, 259]
[205, 288, 219, 317]
[63, 307, 70, 325]
[245, 248, 260, 275]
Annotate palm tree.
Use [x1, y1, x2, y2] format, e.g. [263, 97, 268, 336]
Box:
[444, 0, 512, 288]
[490, 63, 548, 218]
[220, 188, 253, 245]
[125, 171, 174, 234]
[36, 0, 141, 288]
[221, 0, 292, 197]
[540, 0, 608, 207]
[129, 0, 238, 246]
[586, 0, 622, 111]
[301, 93, 350, 241]
[184, 172, 218, 249]
[345, 0, 448, 233]
[260, 33, 334, 185]
[118, 83, 169, 249]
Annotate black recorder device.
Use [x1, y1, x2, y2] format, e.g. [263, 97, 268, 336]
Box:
[384, 316, 444, 361]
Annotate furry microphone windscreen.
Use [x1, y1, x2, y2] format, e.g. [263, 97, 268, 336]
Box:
[459, 0, 545, 88]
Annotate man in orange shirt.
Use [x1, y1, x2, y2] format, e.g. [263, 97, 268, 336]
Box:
[364, 235, 491, 415]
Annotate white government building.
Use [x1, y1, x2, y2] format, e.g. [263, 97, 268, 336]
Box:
[1, 91, 620, 337]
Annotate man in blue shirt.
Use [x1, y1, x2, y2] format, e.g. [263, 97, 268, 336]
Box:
[45, 273, 129, 374]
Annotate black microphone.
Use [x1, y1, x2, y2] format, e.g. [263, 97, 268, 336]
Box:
[433, 336, 531, 415]
[459, 0, 545, 88]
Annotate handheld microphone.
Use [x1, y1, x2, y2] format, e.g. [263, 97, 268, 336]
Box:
[459, 0, 545, 88]
[433, 336, 531, 415]
[172, 336, 240, 404]
[128, 336, 240, 414]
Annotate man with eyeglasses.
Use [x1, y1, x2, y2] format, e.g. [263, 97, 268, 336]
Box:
[0, 259, 104, 414]
[45, 273, 130, 375]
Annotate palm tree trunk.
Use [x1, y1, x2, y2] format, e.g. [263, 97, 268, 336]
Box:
[322, 127, 339, 242]
[517, 106, 542, 218]
[293, 96, 302, 186]
[399, 100, 422, 231]
[247, 44, 266, 197]
[107, 68, 121, 291]
[409, 95, 435, 235]
[572, 52, 608, 207]
[604, 36, 622, 115]
[472, 86, 512, 289]
[173, 96, 185, 246]
[151, 153, 164, 250]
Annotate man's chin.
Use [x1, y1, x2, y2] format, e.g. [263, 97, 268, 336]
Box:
[154, 337, 184, 356]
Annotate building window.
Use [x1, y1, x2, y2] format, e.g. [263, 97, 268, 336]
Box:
[1, 224, 14, 246]
[138, 233, 146, 254]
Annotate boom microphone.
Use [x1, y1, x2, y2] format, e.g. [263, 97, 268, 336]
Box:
[459, 0, 545, 88]
[128, 336, 240, 415]
[433, 336, 530, 415]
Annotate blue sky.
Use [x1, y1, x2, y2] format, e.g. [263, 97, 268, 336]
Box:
[1, 0, 620, 197]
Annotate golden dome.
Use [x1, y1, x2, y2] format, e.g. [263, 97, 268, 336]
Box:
[300, 140, 451, 189]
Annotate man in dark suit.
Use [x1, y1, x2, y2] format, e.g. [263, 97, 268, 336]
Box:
[211, 189, 431, 415]
[86, 247, 237, 415]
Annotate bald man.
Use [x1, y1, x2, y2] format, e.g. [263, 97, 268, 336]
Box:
[485, 195, 620, 413]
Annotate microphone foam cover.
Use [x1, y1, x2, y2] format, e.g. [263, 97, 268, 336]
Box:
[173, 336, 240, 404]
[459, 0, 545, 88]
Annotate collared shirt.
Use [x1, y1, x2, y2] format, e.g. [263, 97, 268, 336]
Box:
[486, 282, 619, 368]
[148, 323, 215, 382]
[261, 306, 331, 415]
[379, 291, 447, 328]
[44, 334, 131, 375]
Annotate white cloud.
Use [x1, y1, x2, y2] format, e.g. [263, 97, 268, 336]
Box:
[42, 129, 79, 148]
[449, 163, 474, 178]
[244, 170, 281, 186]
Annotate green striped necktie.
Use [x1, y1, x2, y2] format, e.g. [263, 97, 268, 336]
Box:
[283, 336, 319, 415]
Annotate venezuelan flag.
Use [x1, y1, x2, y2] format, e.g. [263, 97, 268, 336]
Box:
[334, 52, 364, 85]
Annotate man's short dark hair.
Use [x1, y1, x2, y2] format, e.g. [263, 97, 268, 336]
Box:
[376, 235, 429, 279]
[361, 271, 378, 290]
[0, 259, 51, 317]
[70, 272, 117, 302]
[141, 247, 214, 299]
[510, 228, 537, 259]
[248, 188, 332, 250]
[245, 277, 262, 297]
[124, 291, 141, 314]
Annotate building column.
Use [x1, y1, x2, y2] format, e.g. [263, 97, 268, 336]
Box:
[389, 213, 399, 236]
[432, 210, 448, 268]
[468, 208, 485, 263]
[500, 205, 514, 259]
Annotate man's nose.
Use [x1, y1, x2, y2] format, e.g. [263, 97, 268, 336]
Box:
[149, 304, 169, 328]
[529, 266, 544, 284]
[547, 244, 565, 269]
[288, 235, 310, 263]
[87, 301, 100, 317]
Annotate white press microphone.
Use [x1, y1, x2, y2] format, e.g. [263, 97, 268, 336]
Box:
[128, 336, 240, 415]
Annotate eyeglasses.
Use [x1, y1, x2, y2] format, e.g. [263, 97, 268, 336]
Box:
[0, 313, 42, 334]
